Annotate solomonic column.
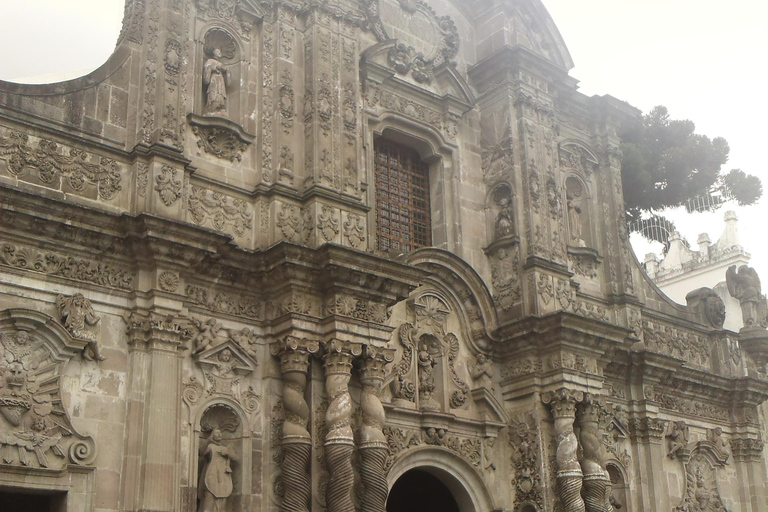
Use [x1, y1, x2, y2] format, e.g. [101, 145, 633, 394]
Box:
[272, 336, 320, 512]
[542, 389, 586, 512]
[323, 339, 363, 512]
[358, 345, 395, 512]
[578, 395, 612, 512]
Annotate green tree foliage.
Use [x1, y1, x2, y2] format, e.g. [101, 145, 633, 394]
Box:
[620, 106, 762, 243]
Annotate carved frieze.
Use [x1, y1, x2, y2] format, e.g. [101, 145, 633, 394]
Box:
[641, 320, 710, 368]
[188, 186, 253, 236]
[644, 386, 729, 422]
[186, 284, 263, 320]
[0, 130, 122, 200]
[383, 426, 481, 471]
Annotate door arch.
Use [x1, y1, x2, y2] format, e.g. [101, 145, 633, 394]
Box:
[386, 446, 496, 512]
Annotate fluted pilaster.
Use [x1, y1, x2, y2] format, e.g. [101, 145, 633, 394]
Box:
[358, 345, 395, 512]
[323, 339, 362, 512]
[272, 336, 320, 512]
[542, 389, 585, 512]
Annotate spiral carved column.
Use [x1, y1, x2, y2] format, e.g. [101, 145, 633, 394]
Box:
[324, 340, 362, 512]
[578, 396, 612, 512]
[542, 389, 585, 512]
[272, 337, 320, 512]
[358, 345, 395, 512]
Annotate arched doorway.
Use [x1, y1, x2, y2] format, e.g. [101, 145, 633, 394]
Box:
[386, 469, 460, 512]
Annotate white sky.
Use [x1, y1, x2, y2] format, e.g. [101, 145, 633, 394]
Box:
[0, 0, 766, 287]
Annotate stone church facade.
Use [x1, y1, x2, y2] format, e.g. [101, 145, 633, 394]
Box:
[0, 1, 766, 511]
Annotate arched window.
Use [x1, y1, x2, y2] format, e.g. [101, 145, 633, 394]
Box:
[374, 139, 432, 253]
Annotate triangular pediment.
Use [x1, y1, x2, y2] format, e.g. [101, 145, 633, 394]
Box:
[195, 340, 257, 375]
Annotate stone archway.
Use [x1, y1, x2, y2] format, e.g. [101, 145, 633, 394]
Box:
[386, 446, 496, 512]
[386, 469, 460, 512]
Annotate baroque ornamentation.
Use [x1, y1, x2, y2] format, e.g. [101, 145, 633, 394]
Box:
[0, 242, 134, 290]
[541, 389, 585, 512]
[318, 205, 340, 242]
[383, 426, 482, 471]
[57, 294, 104, 361]
[726, 265, 768, 328]
[674, 451, 728, 512]
[189, 114, 255, 162]
[155, 165, 183, 206]
[510, 414, 543, 512]
[0, 312, 97, 469]
[186, 284, 263, 320]
[158, 271, 180, 292]
[343, 213, 366, 249]
[0, 130, 122, 200]
[189, 186, 253, 236]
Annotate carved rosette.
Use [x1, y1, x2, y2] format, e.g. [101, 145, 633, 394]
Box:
[358, 345, 395, 512]
[542, 389, 585, 512]
[578, 396, 612, 512]
[323, 339, 362, 512]
[271, 336, 320, 512]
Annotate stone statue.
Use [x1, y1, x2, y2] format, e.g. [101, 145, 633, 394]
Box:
[417, 338, 438, 410]
[566, 190, 585, 247]
[203, 48, 230, 115]
[726, 264, 768, 328]
[494, 194, 514, 240]
[198, 428, 237, 512]
[667, 421, 689, 459]
[191, 318, 228, 355]
[469, 353, 493, 388]
[56, 293, 104, 361]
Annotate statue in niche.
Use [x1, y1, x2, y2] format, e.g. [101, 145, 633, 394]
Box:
[492, 186, 515, 240]
[726, 264, 768, 328]
[566, 189, 585, 247]
[57, 293, 104, 361]
[198, 428, 238, 512]
[468, 353, 494, 389]
[417, 336, 439, 410]
[203, 48, 230, 115]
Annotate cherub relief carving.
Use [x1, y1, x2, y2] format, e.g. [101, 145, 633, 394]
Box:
[191, 318, 229, 355]
[57, 293, 103, 361]
[667, 421, 689, 459]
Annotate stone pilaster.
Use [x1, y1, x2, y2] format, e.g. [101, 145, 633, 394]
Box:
[731, 436, 767, 511]
[357, 345, 395, 512]
[577, 396, 612, 512]
[542, 388, 585, 512]
[271, 336, 320, 512]
[629, 417, 669, 510]
[323, 339, 362, 512]
[121, 311, 190, 512]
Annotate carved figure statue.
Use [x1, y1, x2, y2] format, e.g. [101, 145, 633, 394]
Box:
[191, 318, 228, 355]
[707, 427, 731, 460]
[203, 48, 230, 114]
[198, 428, 238, 512]
[469, 353, 494, 388]
[566, 190, 585, 246]
[56, 293, 104, 361]
[494, 194, 515, 240]
[667, 421, 689, 459]
[417, 338, 438, 410]
[726, 264, 768, 328]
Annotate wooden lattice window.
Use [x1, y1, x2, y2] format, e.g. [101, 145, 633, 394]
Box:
[374, 139, 432, 253]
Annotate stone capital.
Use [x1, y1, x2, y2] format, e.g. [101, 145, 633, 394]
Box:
[125, 310, 192, 352]
[271, 336, 320, 373]
[629, 417, 667, 443]
[731, 436, 764, 463]
[541, 388, 583, 418]
[323, 339, 363, 375]
[358, 345, 395, 384]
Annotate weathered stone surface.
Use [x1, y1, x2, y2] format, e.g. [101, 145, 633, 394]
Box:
[0, 1, 766, 511]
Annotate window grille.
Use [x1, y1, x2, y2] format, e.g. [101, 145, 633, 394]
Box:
[374, 139, 432, 253]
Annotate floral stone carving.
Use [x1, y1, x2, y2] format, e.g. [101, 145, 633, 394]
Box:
[189, 114, 255, 162]
[674, 451, 728, 512]
[0, 309, 96, 469]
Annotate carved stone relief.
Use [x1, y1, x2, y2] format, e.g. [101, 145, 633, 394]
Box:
[57, 293, 103, 362]
[155, 165, 183, 206]
[0, 130, 122, 200]
[674, 451, 728, 512]
[0, 310, 97, 470]
[510, 414, 543, 512]
[189, 186, 253, 237]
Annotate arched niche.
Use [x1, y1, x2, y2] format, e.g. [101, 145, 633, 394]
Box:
[197, 27, 243, 120]
[564, 175, 592, 248]
[191, 399, 253, 512]
[486, 182, 516, 244]
[386, 446, 496, 512]
[607, 462, 629, 511]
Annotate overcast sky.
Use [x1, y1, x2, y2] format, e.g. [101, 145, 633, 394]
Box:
[0, 0, 766, 294]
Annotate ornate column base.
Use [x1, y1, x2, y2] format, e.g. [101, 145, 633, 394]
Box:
[281, 437, 312, 512]
[359, 441, 389, 512]
[557, 469, 586, 512]
[326, 438, 356, 512]
[582, 471, 612, 512]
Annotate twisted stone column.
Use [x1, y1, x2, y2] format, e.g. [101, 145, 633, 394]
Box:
[542, 389, 585, 512]
[358, 345, 395, 512]
[272, 337, 320, 512]
[324, 340, 362, 512]
[578, 396, 612, 512]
